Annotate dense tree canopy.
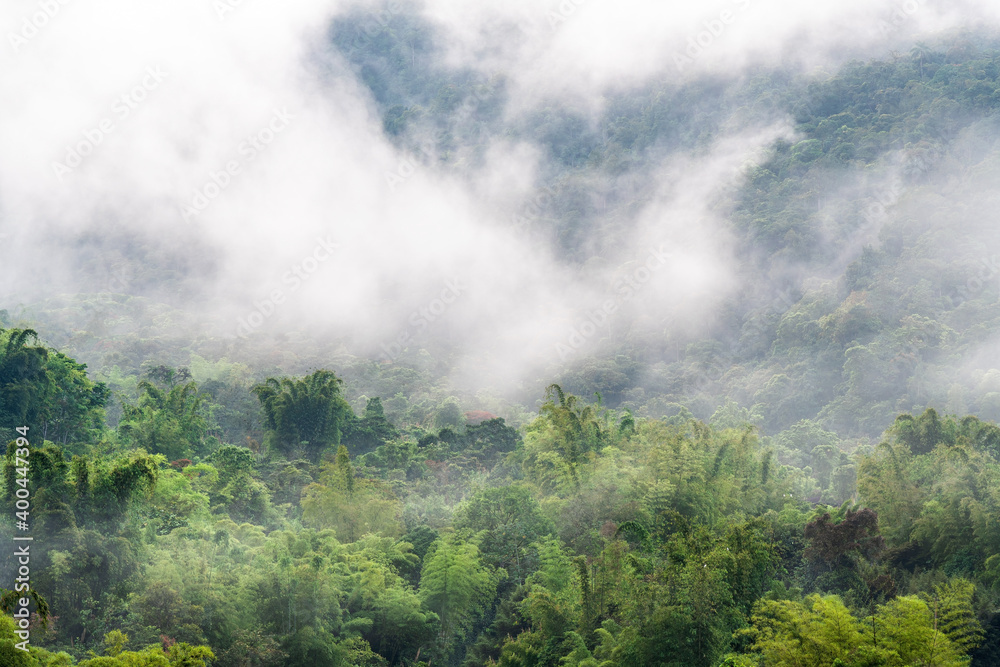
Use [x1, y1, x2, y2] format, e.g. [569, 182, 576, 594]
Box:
[2, 330, 1000, 666]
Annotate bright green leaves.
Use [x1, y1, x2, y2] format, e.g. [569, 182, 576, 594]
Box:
[419, 535, 500, 656]
[164, 643, 214, 667]
[492, 518, 780, 667]
[519, 385, 615, 494]
[927, 579, 984, 656]
[103, 630, 128, 657]
[742, 593, 974, 667]
[858, 412, 1000, 572]
[301, 446, 403, 542]
[205, 445, 274, 525]
[75, 639, 214, 667]
[452, 484, 554, 583]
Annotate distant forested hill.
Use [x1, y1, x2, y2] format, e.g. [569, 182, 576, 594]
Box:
[326, 22, 1000, 441]
[14, 28, 1000, 449]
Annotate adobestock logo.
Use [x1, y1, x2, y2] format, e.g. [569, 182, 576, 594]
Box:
[51, 66, 169, 181]
[673, 0, 752, 72]
[512, 184, 561, 232]
[547, 0, 589, 31]
[875, 0, 926, 37]
[380, 279, 465, 362]
[181, 108, 294, 223]
[8, 0, 73, 53]
[556, 245, 672, 361]
[384, 142, 434, 193]
[235, 235, 339, 339]
[950, 254, 1000, 308]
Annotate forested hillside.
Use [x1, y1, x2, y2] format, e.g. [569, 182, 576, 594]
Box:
[6, 4, 1000, 667]
[3, 318, 1000, 665]
[330, 22, 1000, 440]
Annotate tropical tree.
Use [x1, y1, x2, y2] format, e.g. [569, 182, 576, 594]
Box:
[741, 593, 973, 667]
[252, 370, 353, 461]
[301, 446, 403, 542]
[0, 329, 108, 445]
[452, 484, 554, 584]
[419, 535, 499, 660]
[0, 328, 48, 431]
[520, 385, 611, 493]
[118, 380, 209, 460]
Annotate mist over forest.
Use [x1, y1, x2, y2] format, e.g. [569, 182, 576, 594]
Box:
[5, 0, 1000, 665]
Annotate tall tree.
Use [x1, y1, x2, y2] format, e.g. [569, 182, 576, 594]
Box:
[301, 446, 403, 542]
[419, 535, 497, 659]
[119, 379, 208, 460]
[0, 329, 108, 444]
[252, 370, 353, 461]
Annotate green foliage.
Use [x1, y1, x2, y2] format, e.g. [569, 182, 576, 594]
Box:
[6, 322, 1000, 665]
[742, 593, 971, 667]
[301, 446, 404, 541]
[0, 588, 50, 627]
[519, 385, 615, 494]
[419, 534, 499, 660]
[252, 370, 353, 461]
[118, 379, 209, 460]
[205, 445, 275, 524]
[0, 328, 108, 445]
[342, 397, 399, 456]
[803, 506, 886, 589]
[75, 640, 214, 667]
[859, 411, 1000, 576]
[928, 579, 985, 655]
[12, 27, 1000, 667]
[453, 484, 554, 583]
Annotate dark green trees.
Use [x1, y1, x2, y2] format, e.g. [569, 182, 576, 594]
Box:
[0, 329, 49, 432]
[342, 397, 399, 456]
[0, 328, 108, 446]
[252, 370, 353, 461]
